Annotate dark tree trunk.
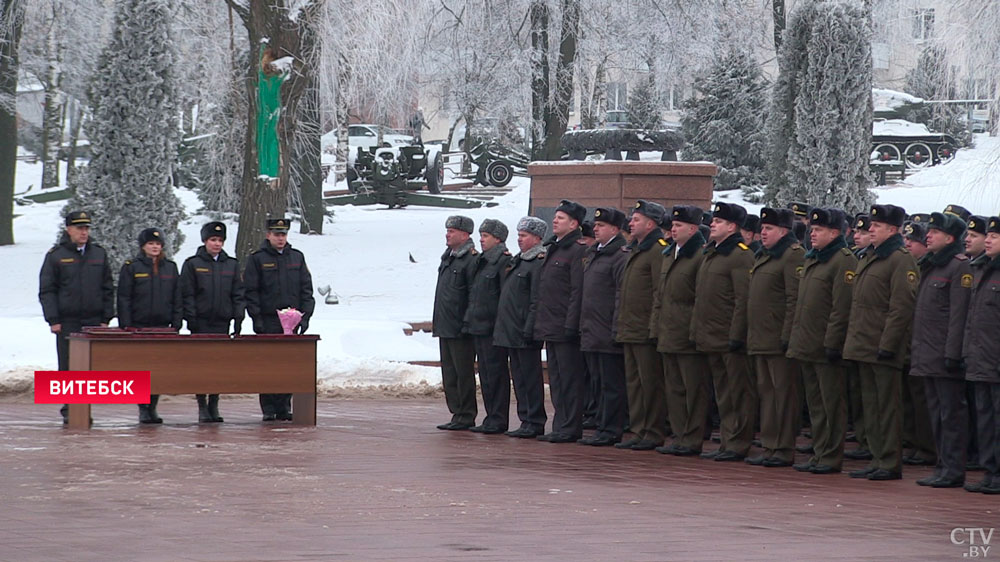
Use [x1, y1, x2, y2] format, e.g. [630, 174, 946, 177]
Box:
[296, 83, 323, 234]
[227, 0, 322, 267]
[41, 10, 62, 189]
[529, 0, 549, 161]
[772, 0, 785, 51]
[0, 0, 24, 246]
[540, 0, 579, 161]
[65, 100, 83, 183]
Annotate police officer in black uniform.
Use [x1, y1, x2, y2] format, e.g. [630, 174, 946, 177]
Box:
[39, 211, 114, 424]
[244, 218, 315, 421]
[181, 221, 246, 423]
[118, 228, 183, 423]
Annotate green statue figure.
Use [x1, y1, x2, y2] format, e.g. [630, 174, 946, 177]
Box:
[257, 45, 289, 181]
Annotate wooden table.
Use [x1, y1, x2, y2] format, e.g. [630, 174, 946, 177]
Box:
[67, 332, 319, 429]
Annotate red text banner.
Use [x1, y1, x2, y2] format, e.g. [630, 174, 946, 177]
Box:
[34, 371, 151, 404]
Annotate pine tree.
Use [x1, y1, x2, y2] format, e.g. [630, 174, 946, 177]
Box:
[766, 1, 874, 214]
[904, 46, 971, 147]
[64, 0, 183, 269]
[681, 48, 769, 192]
[627, 71, 660, 130]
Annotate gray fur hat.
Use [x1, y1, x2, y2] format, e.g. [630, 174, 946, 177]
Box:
[517, 216, 548, 239]
[445, 215, 474, 234]
[478, 218, 509, 242]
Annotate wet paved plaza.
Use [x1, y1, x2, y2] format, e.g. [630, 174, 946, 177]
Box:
[0, 396, 996, 561]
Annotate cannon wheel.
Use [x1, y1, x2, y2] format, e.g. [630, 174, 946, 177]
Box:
[904, 142, 933, 170]
[872, 143, 901, 162]
[425, 152, 443, 194]
[486, 161, 513, 187]
[936, 142, 956, 165]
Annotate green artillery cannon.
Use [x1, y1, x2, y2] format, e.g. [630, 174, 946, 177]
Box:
[467, 138, 530, 187]
[326, 151, 497, 209]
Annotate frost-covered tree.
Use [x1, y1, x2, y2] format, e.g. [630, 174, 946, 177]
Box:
[904, 46, 971, 146]
[681, 48, 768, 192]
[766, 1, 874, 214]
[64, 0, 183, 269]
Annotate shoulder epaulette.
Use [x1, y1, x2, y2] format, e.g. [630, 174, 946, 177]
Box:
[47, 247, 56, 254]
[737, 242, 750, 251]
[955, 253, 969, 261]
[576, 239, 588, 245]
[503, 251, 511, 255]
[471, 249, 479, 255]
[250, 249, 260, 255]
[124, 259, 132, 265]
[658, 239, 667, 246]
[839, 248, 853, 256]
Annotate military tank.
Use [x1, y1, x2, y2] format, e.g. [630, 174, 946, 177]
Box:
[870, 119, 957, 170]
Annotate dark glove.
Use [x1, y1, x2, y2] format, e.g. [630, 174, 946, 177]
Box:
[876, 349, 895, 361]
[231, 321, 241, 337]
[825, 347, 842, 364]
[944, 357, 965, 373]
[781, 341, 789, 353]
[563, 328, 580, 342]
[728, 340, 744, 353]
[295, 318, 309, 335]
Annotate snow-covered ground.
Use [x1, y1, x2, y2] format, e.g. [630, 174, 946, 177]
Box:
[2, 134, 998, 393]
[1, 165, 532, 394]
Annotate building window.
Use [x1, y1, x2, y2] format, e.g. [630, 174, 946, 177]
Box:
[607, 82, 627, 111]
[912, 8, 934, 41]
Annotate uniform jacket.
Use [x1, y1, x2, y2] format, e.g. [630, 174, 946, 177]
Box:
[180, 246, 246, 329]
[117, 253, 182, 328]
[493, 244, 545, 349]
[910, 242, 972, 378]
[786, 236, 856, 363]
[580, 233, 627, 354]
[244, 240, 315, 325]
[38, 236, 114, 326]
[650, 230, 705, 354]
[964, 255, 1000, 383]
[691, 233, 754, 353]
[533, 230, 587, 342]
[616, 229, 666, 343]
[463, 243, 510, 336]
[843, 234, 917, 368]
[432, 238, 477, 338]
[747, 232, 804, 355]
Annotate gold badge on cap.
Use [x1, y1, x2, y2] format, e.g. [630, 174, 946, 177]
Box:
[872, 208, 878, 216]
[278, 220, 286, 226]
[80, 212, 87, 218]
[991, 219, 998, 229]
[215, 225, 222, 231]
[793, 204, 800, 211]
[635, 202, 641, 209]
[812, 212, 819, 221]
[970, 220, 978, 229]
[595, 210, 602, 218]
[904, 224, 913, 235]
[715, 204, 723, 212]
[857, 219, 864, 228]
[762, 210, 769, 218]
[153, 231, 160, 236]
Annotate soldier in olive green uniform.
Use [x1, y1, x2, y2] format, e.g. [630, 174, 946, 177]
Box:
[615, 200, 668, 451]
[844, 215, 873, 461]
[843, 204, 918, 481]
[910, 212, 972, 488]
[651, 205, 710, 455]
[745, 208, 804, 467]
[788, 208, 856, 474]
[692, 202, 755, 461]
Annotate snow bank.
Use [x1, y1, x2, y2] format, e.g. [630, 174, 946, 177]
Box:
[873, 119, 934, 138]
[873, 88, 923, 112]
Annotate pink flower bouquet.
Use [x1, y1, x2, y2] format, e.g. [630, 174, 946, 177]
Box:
[277, 307, 303, 335]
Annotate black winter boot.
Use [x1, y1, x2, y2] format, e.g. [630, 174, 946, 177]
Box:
[147, 395, 163, 424]
[197, 394, 212, 423]
[207, 394, 223, 423]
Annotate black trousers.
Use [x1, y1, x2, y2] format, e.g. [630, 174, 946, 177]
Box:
[973, 381, 1000, 482]
[582, 354, 600, 422]
[56, 320, 86, 419]
[257, 318, 291, 415]
[903, 371, 937, 462]
[506, 347, 546, 432]
[439, 337, 477, 425]
[545, 340, 586, 438]
[585, 351, 627, 439]
[474, 336, 510, 431]
[923, 376, 967, 481]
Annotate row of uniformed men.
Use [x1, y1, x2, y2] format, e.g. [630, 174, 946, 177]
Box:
[39, 212, 314, 424]
[431, 199, 1000, 494]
